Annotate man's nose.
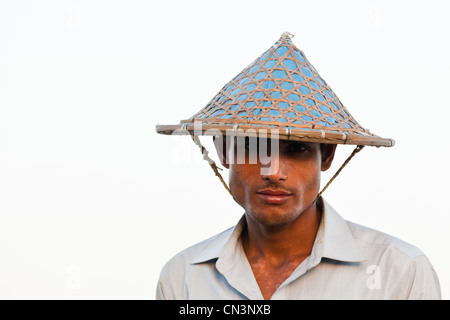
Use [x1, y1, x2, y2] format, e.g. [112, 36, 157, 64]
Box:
[260, 152, 288, 182]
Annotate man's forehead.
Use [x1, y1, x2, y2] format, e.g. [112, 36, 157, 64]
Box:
[219, 135, 318, 146]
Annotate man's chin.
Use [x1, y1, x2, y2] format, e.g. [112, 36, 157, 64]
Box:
[246, 207, 300, 227]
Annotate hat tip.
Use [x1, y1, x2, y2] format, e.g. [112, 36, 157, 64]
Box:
[280, 31, 295, 40]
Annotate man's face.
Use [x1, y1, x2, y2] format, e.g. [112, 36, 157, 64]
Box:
[215, 137, 336, 227]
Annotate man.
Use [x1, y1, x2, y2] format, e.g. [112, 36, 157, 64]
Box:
[155, 33, 441, 299]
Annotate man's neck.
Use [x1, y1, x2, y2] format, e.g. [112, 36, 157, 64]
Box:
[240, 201, 323, 299]
[241, 201, 322, 267]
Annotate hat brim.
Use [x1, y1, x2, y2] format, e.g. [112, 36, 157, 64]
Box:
[155, 123, 395, 147]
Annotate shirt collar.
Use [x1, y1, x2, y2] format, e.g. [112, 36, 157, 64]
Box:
[191, 216, 246, 265]
[313, 198, 366, 263]
[191, 198, 366, 265]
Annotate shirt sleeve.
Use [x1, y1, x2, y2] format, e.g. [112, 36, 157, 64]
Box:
[155, 267, 176, 300]
[406, 255, 442, 300]
[155, 278, 167, 300]
[155, 255, 185, 300]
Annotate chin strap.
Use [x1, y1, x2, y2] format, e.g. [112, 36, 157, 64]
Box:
[189, 133, 234, 198]
[315, 145, 365, 201]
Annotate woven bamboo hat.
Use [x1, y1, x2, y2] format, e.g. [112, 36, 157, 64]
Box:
[156, 32, 394, 148]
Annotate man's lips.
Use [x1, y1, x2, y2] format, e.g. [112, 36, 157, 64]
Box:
[256, 189, 293, 205]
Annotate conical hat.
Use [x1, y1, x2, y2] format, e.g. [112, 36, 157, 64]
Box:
[156, 32, 394, 147]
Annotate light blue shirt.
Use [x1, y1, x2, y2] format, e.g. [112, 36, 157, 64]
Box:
[156, 199, 441, 300]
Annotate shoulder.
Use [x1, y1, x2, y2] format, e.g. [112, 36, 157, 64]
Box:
[322, 199, 425, 262]
[156, 225, 235, 299]
[346, 220, 425, 260]
[345, 220, 441, 299]
[164, 225, 234, 269]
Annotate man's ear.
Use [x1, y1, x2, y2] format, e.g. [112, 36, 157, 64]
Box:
[321, 144, 337, 172]
[213, 136, 229, 169]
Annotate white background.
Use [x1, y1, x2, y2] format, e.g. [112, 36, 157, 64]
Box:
[0, 0, 449, 299]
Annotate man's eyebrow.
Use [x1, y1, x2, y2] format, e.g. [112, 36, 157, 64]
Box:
[284, 141, 309, 146]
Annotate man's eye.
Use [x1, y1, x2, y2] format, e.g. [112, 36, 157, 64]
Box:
[244, 138, 258, 150]
[287, 143, 307, 153]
